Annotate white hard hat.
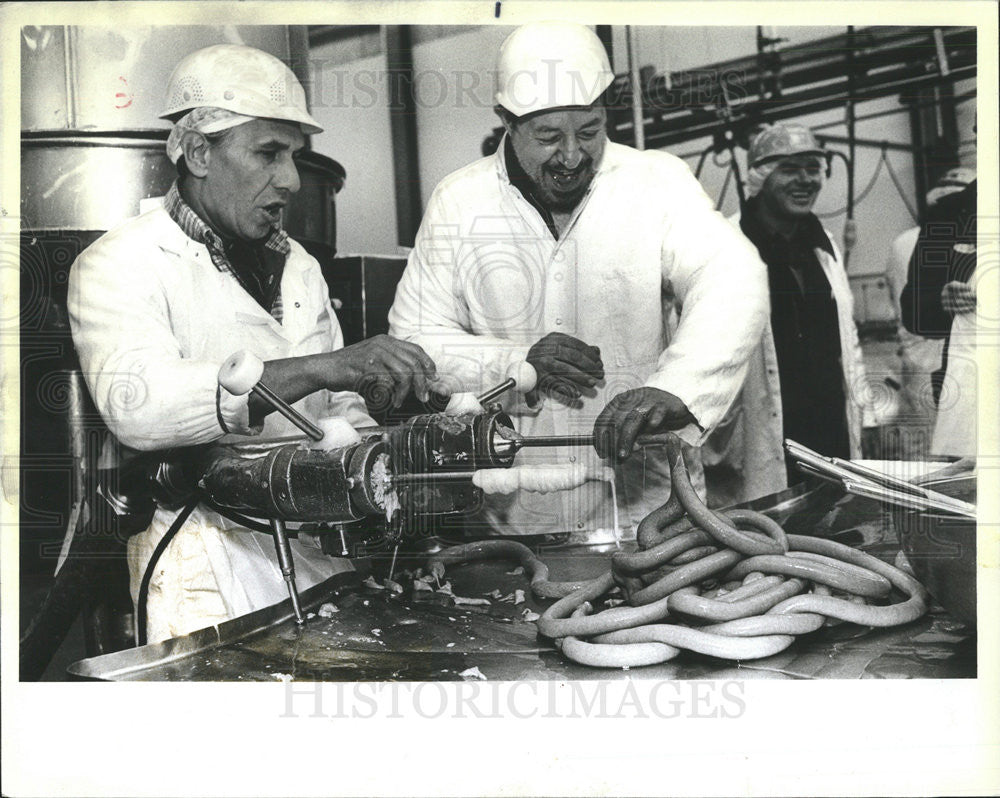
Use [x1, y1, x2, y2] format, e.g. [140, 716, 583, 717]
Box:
[495, 22, 614, 117]
[160, 44, 322, 134]
[748, 123, 825, 167]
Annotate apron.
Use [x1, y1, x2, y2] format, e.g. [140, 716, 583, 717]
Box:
[931, 311, 977, 457]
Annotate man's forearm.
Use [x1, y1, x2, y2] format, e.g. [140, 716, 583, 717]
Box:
[249, 354, 339, 425]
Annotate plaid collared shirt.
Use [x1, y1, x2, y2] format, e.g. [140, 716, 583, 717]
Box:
[164, 182, 288, 322]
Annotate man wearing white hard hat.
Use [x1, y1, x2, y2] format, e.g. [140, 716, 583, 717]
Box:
[68, 44, 437, 642]
[701, 122, 875, 507]
[389, 22, 769, 537]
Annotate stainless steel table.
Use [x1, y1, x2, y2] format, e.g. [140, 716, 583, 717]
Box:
[68, 484, 976, 681]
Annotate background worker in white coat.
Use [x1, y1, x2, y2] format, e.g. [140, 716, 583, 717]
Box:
[389, 22, 769, 537]
[882, 167, 974, 454]
[68, 45, 437, 643]
[901, 175, 978, 458]
[702, 122, 876, 507]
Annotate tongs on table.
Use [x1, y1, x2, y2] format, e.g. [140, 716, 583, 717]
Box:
[783, 439, 976, 519]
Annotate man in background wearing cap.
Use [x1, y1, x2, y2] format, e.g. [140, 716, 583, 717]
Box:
[68, 44, 437, 642]
[389, 22, 768, 538]
[702, 122, 875, 507]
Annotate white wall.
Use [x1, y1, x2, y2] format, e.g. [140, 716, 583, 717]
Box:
[310, 47, 401, 256]
[411, 25, 513, 209]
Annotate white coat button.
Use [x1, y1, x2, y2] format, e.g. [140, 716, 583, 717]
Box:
[294, 301, 301, 308]
[569, 455, 576, 463]
[554, 273, 564, 282]
[555, 317, 563, 325]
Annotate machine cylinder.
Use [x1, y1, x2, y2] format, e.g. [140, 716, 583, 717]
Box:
[388, 411, 518, 475]
[198, 442, 367, 523]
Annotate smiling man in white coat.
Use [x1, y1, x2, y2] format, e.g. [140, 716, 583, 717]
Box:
[388, 22, 769, 538]
[69, 45, 437, 643]
[701, 123, 876, 507]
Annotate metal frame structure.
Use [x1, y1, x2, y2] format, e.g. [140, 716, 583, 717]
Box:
[605, 26, 974, 153]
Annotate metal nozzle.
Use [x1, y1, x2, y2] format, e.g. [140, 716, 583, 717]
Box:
[476, 378, 516, 405]
[252, 382, 324, 442]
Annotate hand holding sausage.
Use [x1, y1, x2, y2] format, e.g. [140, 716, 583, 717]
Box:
[593, 387, 696, 461]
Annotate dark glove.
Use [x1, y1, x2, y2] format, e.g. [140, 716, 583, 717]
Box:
[594, 387, 696, 461]
[526, 332, 604, 409]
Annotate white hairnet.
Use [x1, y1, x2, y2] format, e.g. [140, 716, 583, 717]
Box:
[745, 161, 779, 199]
[166, 106, 255, 164]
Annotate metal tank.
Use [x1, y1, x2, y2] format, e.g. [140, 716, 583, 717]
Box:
[18, 25, 344, 580]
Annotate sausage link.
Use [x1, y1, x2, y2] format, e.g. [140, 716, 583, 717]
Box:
[539, 596, 673, 639]
[667, 544, 720, 566]
[635, 492, 686, 549]
[786, 552, 893, 597]
[427, 438, 930, 668]
[717, 575, 784, 602]
[665, 436, 787, 555]
[427, 540, 588, 600]
[592, 624, 796, 660]
[537, 572, 676, 639]
[668, 578, 806, 622]
[724, 554, 891, 598]
[612, 530, 713, 573]
[774, 534, 929, 626]
[558, 635, 681, 668]
[629, 550, 743, 606]
[556, 604, 681, 667]
[704, 613, 826, 637]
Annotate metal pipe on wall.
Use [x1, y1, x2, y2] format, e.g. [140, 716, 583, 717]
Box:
[843, 26, 858, 269]
[384, 25, 423, 248]
[626, 26, 645, 150]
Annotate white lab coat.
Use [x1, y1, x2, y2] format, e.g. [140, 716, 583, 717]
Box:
[886, 226, 920, 323]
[884, 226, 943, 435]
[68, 202, 371, 643]
[931, 310, 977, 457]
[702, 215, 875, 506]
[388, 139, 768, 536]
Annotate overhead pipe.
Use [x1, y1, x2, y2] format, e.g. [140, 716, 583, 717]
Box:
[615, 63, 976, 151]
[607, 26, 975, 151]
[843, 26, 858, 269]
